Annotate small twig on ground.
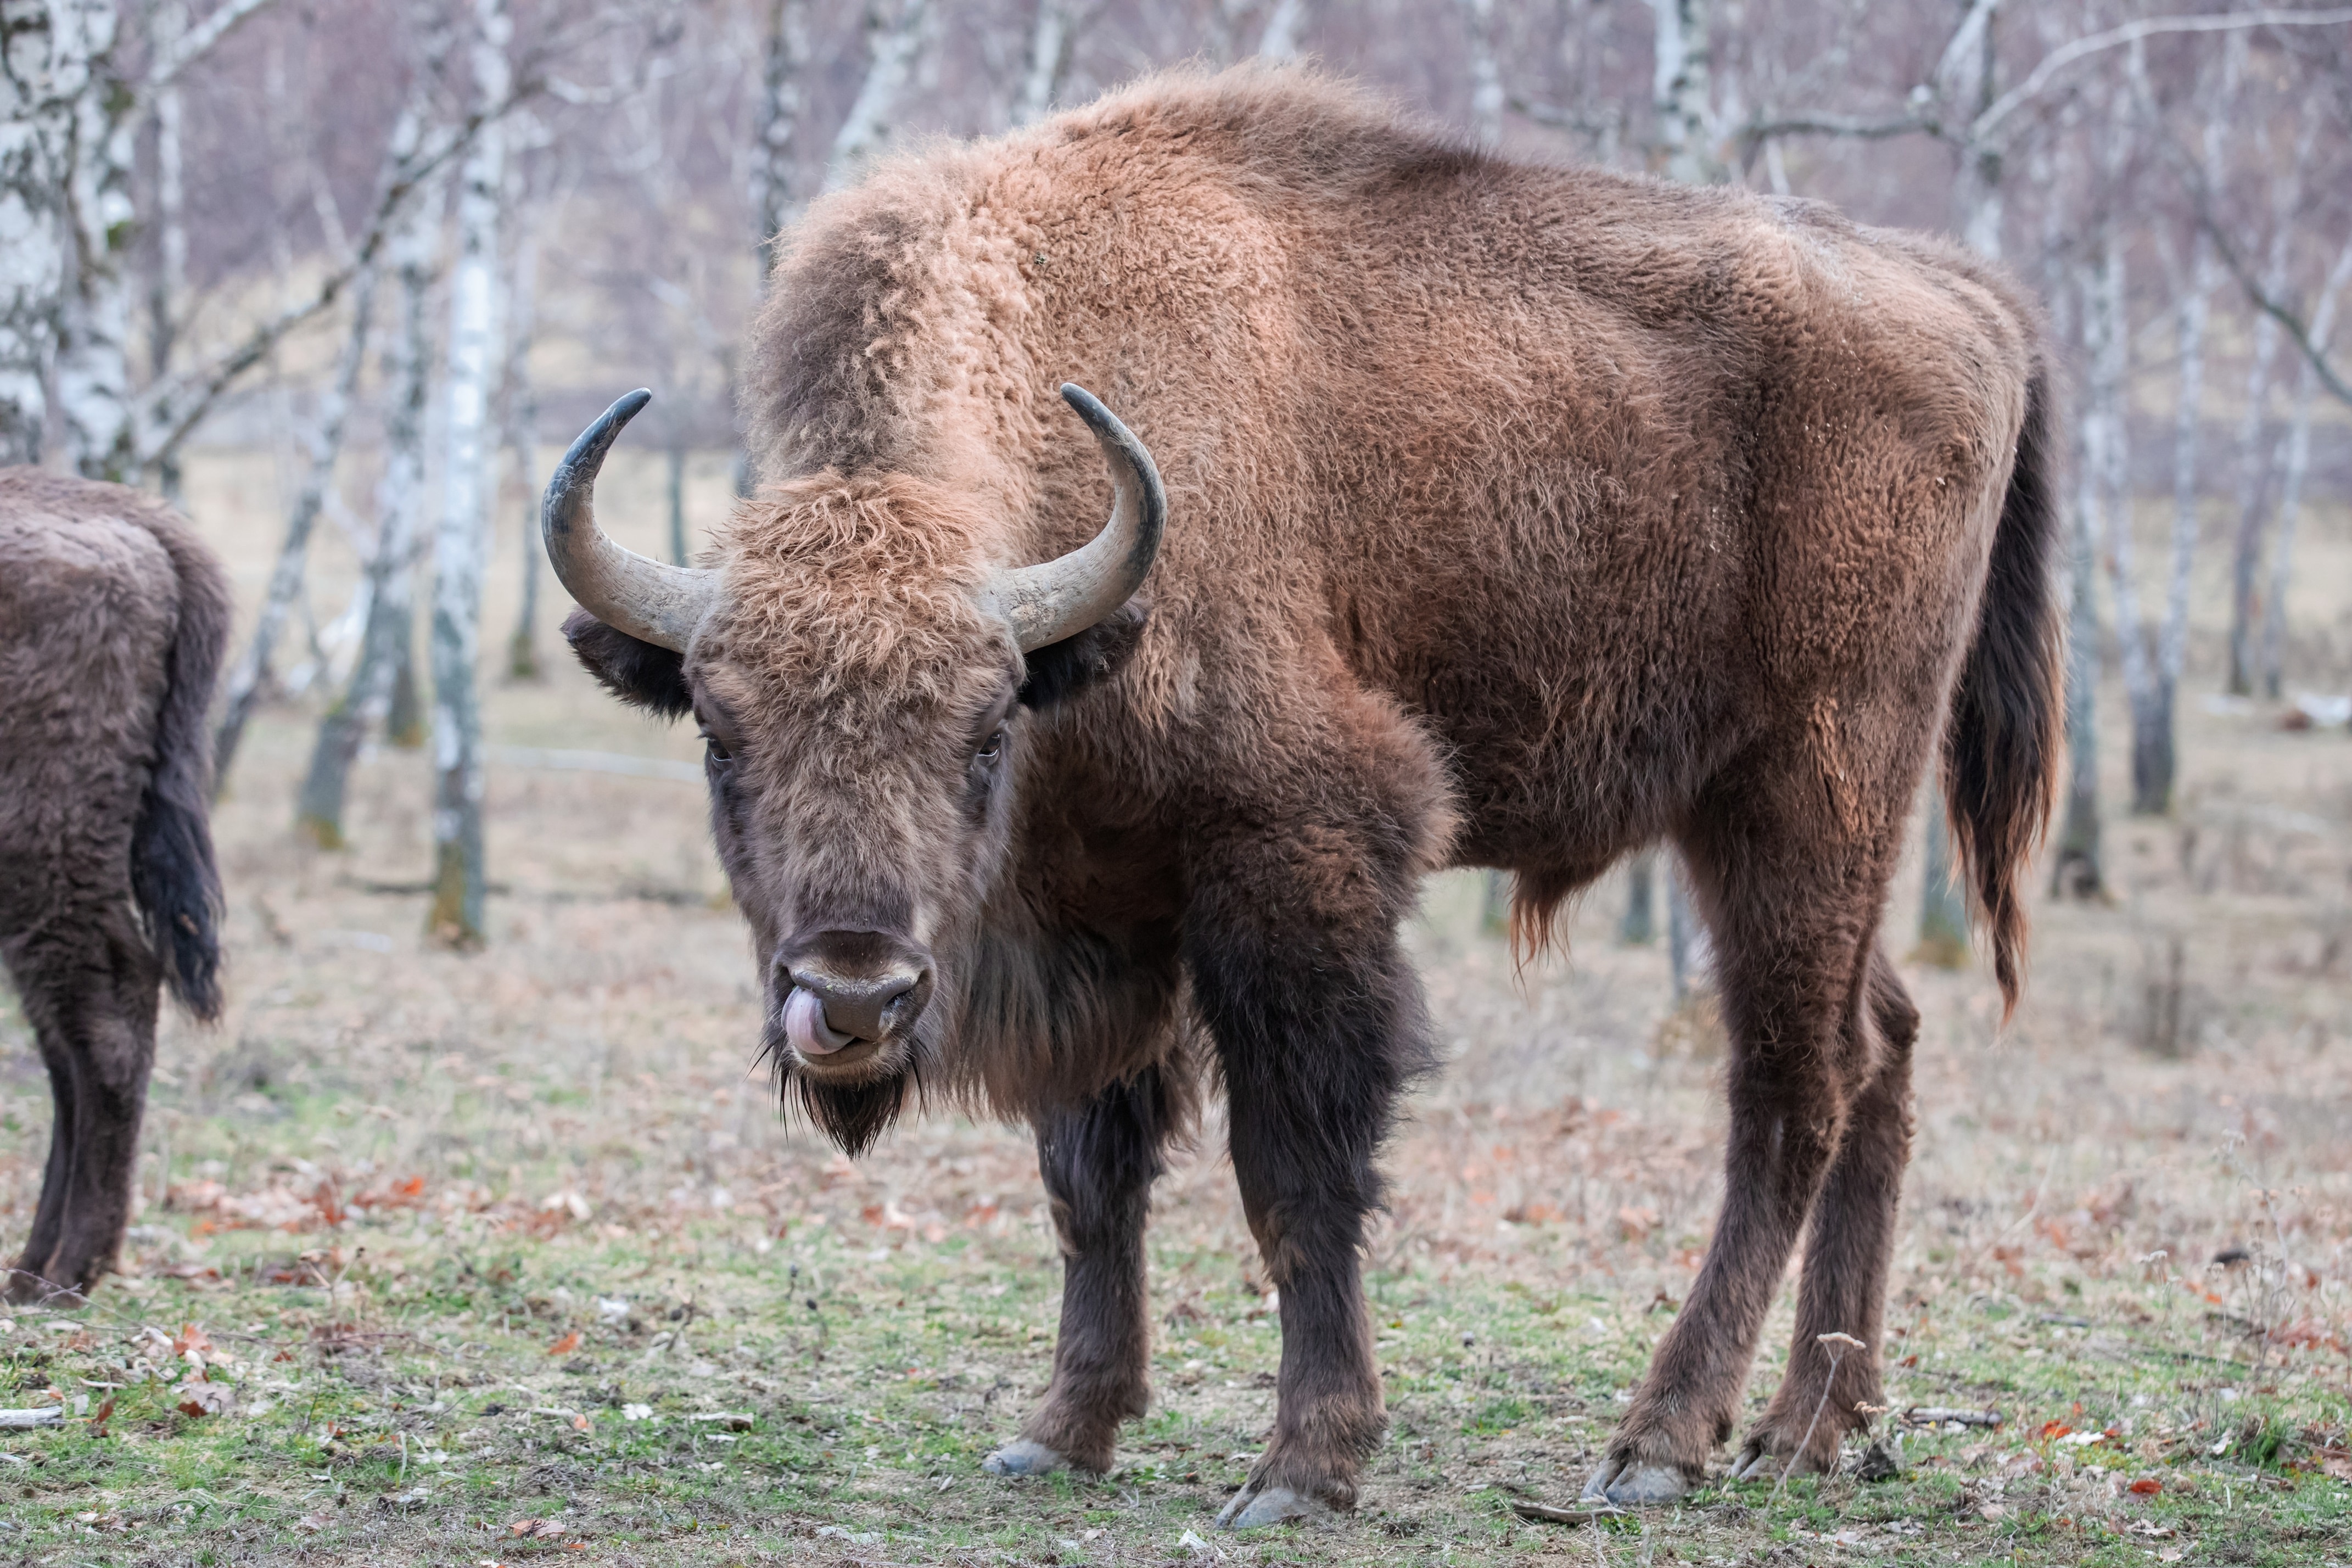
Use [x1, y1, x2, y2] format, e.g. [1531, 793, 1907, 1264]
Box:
[1773, 1331, 1865, 1506]
[1901, 1406, 2004, 1428]
[1512, 1500, 1625, 1525]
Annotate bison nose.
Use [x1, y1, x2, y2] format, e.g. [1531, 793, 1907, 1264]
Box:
[792, 967, 921, 1042]
[777, 928, 934, 1051]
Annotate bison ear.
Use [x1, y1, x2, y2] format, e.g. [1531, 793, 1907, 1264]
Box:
[565, 608, 692, 719]
[1018, 603, 1145, 710]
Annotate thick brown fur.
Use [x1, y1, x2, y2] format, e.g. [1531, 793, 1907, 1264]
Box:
[1, 468, 229, 1303]
[569, 66, 2063, 1513]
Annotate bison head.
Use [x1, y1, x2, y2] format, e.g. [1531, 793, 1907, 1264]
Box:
[544, 385, 1164, 1152]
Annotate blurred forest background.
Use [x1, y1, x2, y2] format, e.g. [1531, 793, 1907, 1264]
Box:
[4, 0, 2351, 954]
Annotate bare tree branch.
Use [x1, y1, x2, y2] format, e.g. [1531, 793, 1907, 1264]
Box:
[1974, 8, 2352, 149]
[1740, 110, 1940, 147]
[141, 0, 283, 103]
[2198, 204, 2352, 406]
[133, 75, 541, 474]
[1509, 97, 1625, 137]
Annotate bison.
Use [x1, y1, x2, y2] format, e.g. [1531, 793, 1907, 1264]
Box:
[546, 67, 2059, 1523]
[1, 469, 228, 1304]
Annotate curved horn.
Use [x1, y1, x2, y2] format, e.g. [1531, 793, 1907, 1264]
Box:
[542, 389, 718, 652]
[982, 383, 1167, 653]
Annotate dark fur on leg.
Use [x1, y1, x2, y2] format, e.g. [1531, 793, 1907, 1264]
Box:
[1013, 1063, 1176, 1470]
[1734, 951, 1919, 1475]
[1189, 871, 1435, 1513]
[5, 908, 161, 1303]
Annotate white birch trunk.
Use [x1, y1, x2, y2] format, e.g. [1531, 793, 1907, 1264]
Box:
[1648, 0, 1721, 184]
[427, 0, 510, 948]
[296, 172, 443, 847]
[824, 0, 930, 195]
[2227, 103, 2317, 695]
[147, 0, 188, 502]
[210, 257, 382, 790]
[1458, 0, 1503, 145]
[2090, 222, 2150, 771]
[502, 195, 541, 680]
[1936, 0, 2003, 257]
[0, 0, 72, 466]
[751, 0, 810, 247]
[1255, 0, 1311, 61]
[52, 0, 136, 481]
[1012, 0, 1084, 127]
[2053, 309, 2105, 899]
[2255, 237, 2352, 701]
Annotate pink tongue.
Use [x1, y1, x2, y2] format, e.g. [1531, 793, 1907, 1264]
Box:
[784, 987, 849, 1056]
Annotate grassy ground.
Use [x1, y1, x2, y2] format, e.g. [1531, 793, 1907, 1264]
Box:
[2, 456, 2350, 1565]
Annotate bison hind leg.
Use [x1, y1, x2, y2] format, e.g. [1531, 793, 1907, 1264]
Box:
[1729, 948, 1919, 1481]
[6, 908, 163, 1304]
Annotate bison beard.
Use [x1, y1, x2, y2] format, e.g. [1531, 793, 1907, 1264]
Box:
[544, 65, 2065, 1526]
[775, 1054, 917, 1158]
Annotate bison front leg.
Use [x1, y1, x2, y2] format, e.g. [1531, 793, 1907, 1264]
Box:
[987, 1066, 1175, 1477]
[1190, 886, 1428, 1527]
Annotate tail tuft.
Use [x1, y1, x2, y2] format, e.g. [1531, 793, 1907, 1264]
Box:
[1944, 364, 2065, 1019]
[130, 516, 232, 1021]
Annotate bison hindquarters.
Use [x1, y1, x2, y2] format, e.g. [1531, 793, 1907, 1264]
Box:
[1, 471, 228, 1304]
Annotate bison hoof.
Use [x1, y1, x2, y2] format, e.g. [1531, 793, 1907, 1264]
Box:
[983, 1440, 1068, 1477]
[1215, 1481, 1321, 1529]
[1728, 1436, 1829, 1483]
[1579, 1457, 1689, 1507]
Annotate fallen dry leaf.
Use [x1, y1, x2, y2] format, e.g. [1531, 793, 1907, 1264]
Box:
[546, 1330, 581, 1356]
[509, 1519, 568, 1539]
[172, 1379, 234, 1419]
[2129, 1477, 2163, 1495]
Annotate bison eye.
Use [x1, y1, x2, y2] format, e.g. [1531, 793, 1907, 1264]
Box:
[974, 729, 1006, 765]
[701, 730, 732, 763]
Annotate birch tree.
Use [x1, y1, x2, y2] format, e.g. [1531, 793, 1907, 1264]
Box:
[146, 1, 189, 502]
[210, 259, 382, 789]
[427, 0, 511, 949]
[1458, 0, 1503, 144]
[49, 0, 281, 481]
[1252, 0, 1313, 61]
[2224, 105, 2316, 696]
[297, 158, 446, 849]
[750, 0, 811, 247]
[1, 0, 76, 464]
[1650, 0, 1723, 184]
[2254, 233, 2352, 699]
[1012, 0, 1089, 127]
[2107, 34, 2242, 817]
[825, 0, 932, 194]
[501, 148, 545, 681]
[52, 0, 135, 481]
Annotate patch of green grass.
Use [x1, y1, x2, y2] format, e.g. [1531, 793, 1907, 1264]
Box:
[3, 1201, 2345, 1565]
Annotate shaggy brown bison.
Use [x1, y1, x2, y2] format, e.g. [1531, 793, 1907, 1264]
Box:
[547, 66, 2059, 1523]
[1, 469, 228, 1304]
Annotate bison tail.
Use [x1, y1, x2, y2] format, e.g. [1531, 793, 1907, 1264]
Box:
[130, 516, 232, 1022]
[1943, 362, 2064, 1021]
